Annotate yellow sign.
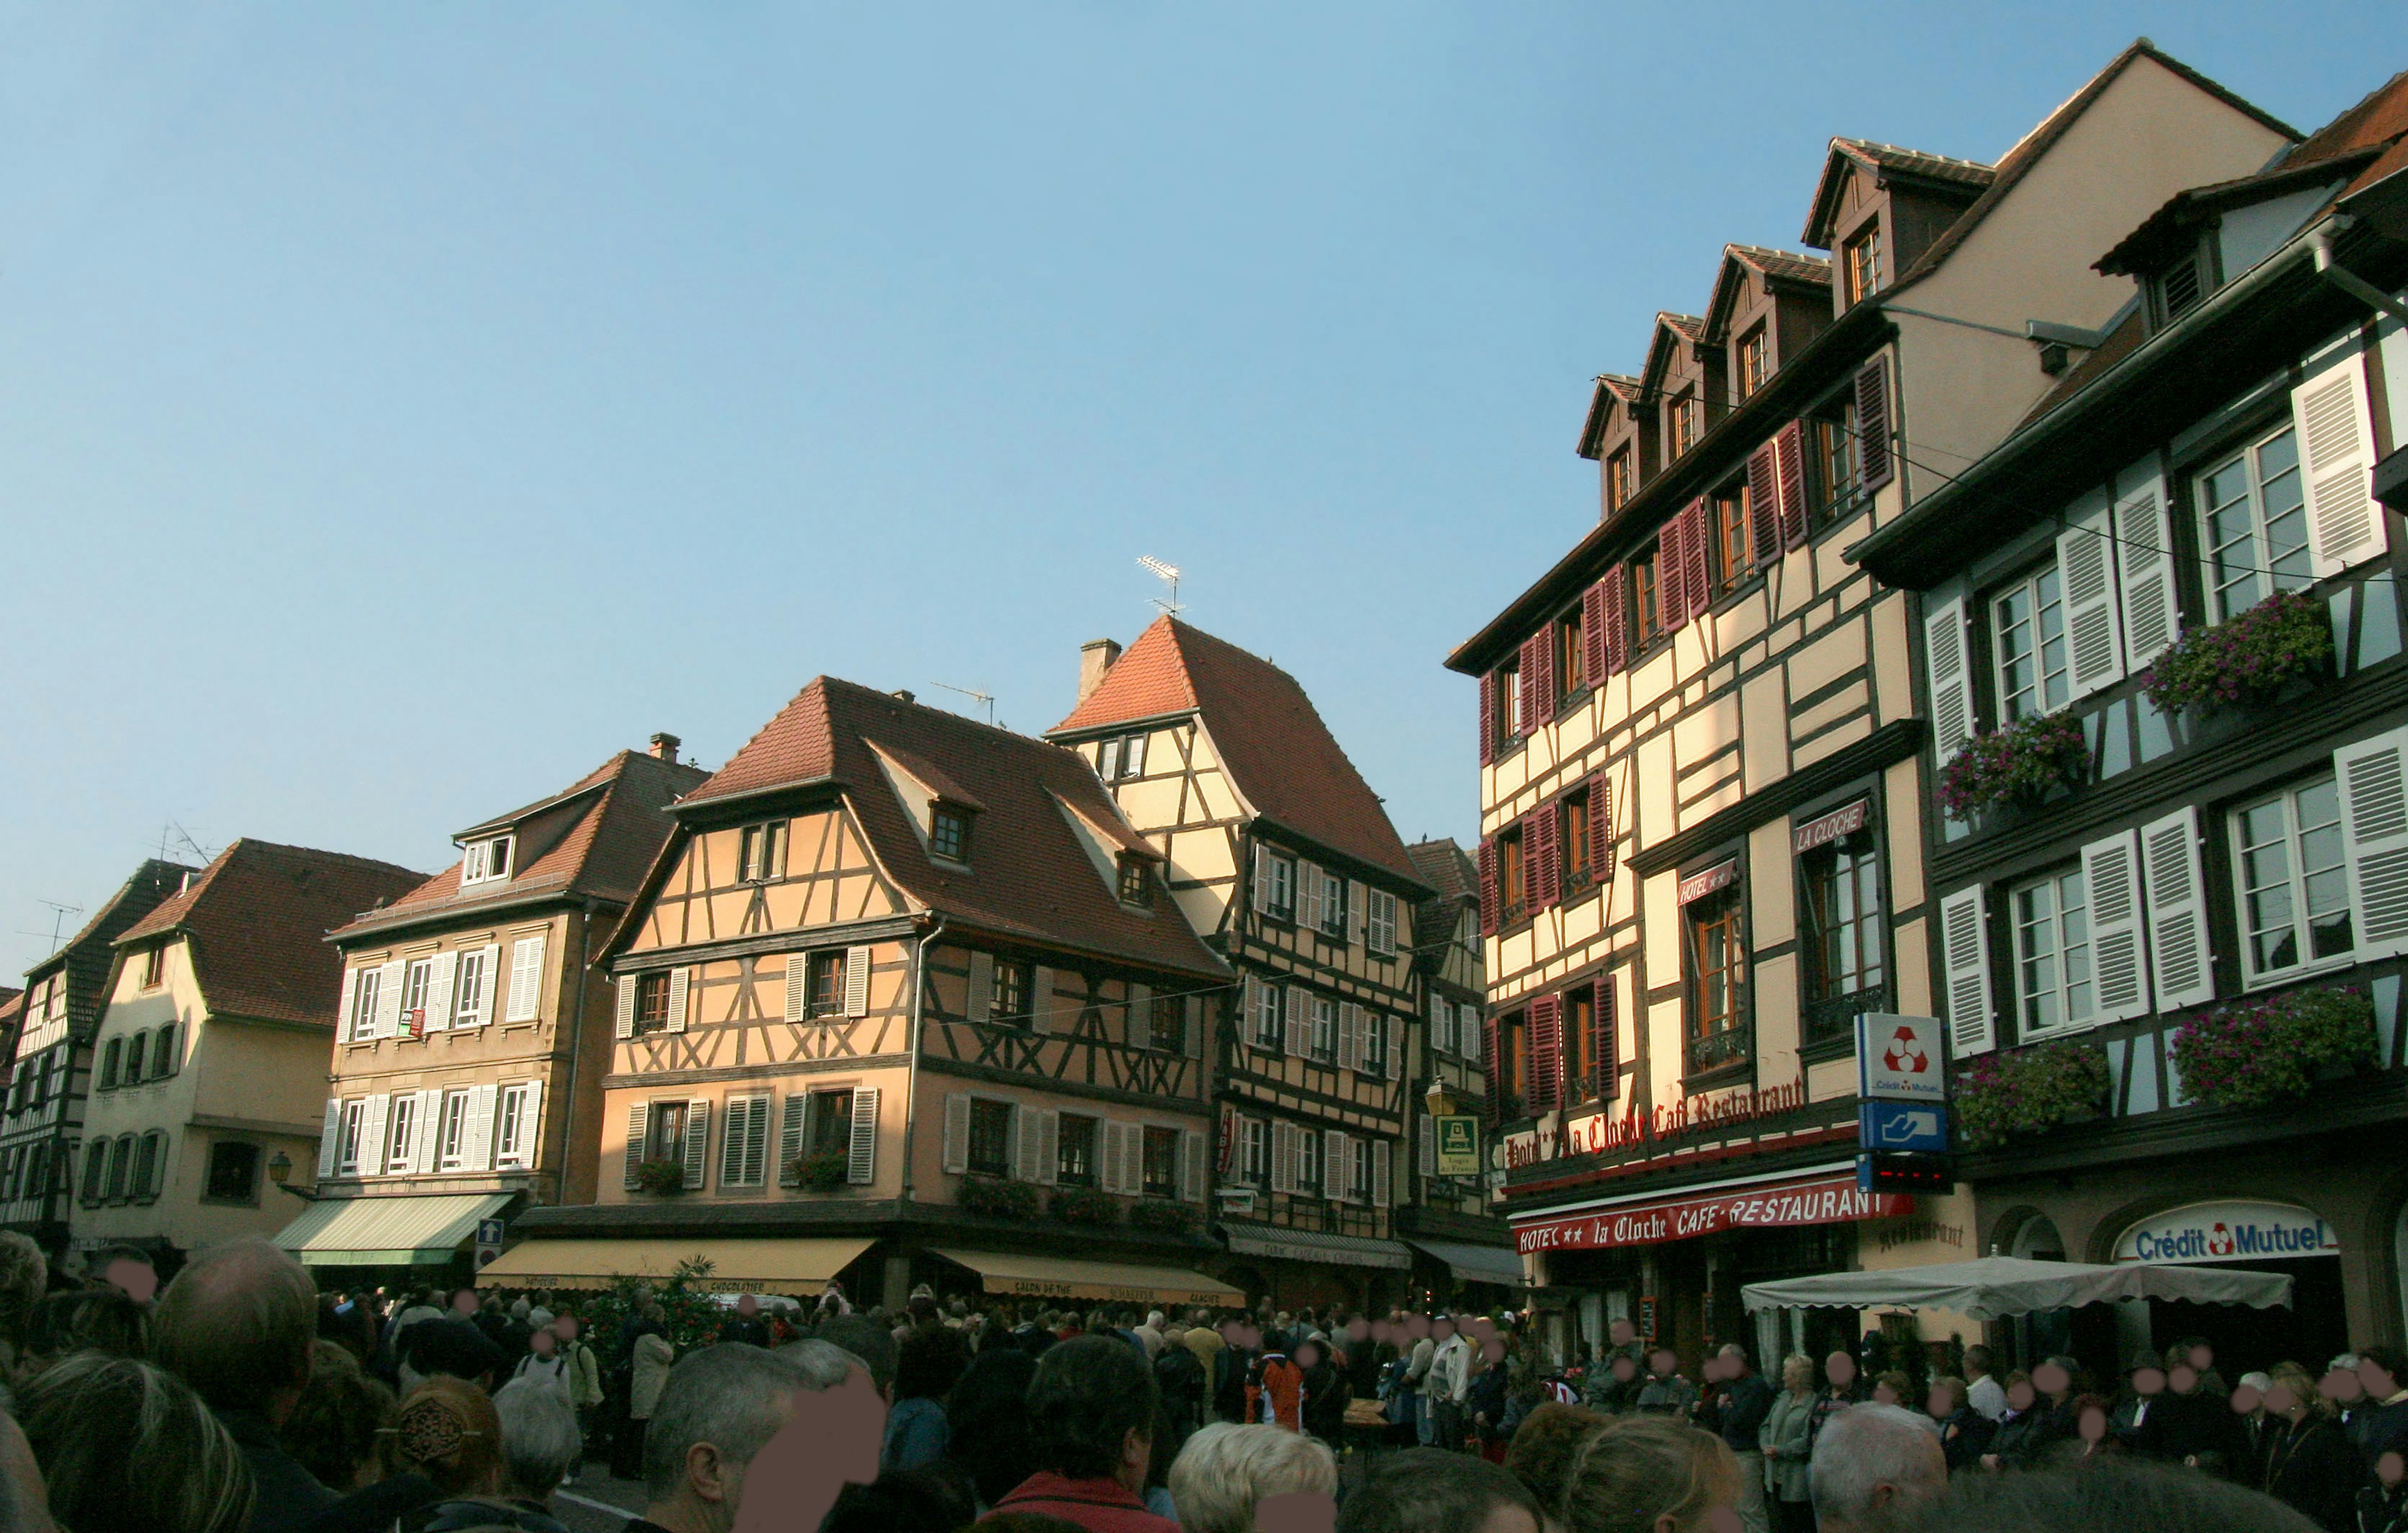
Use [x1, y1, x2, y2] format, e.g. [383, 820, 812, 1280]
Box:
[1437, 1116, 1481, 1177]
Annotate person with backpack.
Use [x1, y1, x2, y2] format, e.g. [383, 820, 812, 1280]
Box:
[1156, 1332, 1208, 1443]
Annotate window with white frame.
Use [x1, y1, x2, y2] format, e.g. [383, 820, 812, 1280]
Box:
[1992, 564, 2069, 722]
[336, 1099, 366, 1176]
[347, 969, 381, 1041]
[1349, 1137, 1373, 1202]
[452, 949, 487, 1027]
[1250, 980, 1283, 1050]
[2012, 867, 2093, 1036]
[1311, 995, 1336, 1062]
[1260, 850, 1296, 922]
[495, 1083, 538, 1169]
[1294, 1127, 1319, 1194]
[1318, 871, 1348, 939]
[436, 1088, 473, 1171]
[399, 957, 434, 1036]
[2197, 423, 2310, 623]
[2232, 774, 2352, 981]
[385, 1092, 419, 1173]
[1364, 1013, 1387, 1075]
[1097, 732, 1149, 782]
[462, 836, 513, 886]
[1366, 889, 1398, 956]
[1239, 1117, 1267, 1184]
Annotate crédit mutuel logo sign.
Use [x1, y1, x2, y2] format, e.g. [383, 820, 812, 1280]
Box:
[2112, 1200, 2340, 1265]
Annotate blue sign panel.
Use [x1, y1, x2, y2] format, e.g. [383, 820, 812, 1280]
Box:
[1858, 1100, 1949, 1153]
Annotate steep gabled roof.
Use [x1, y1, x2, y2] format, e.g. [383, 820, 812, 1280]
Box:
[1577, 373, 1647, 460]
[119, 841, 424, 1027]
[1803, 138, 1995, 248]
[1049, 618, 1427, 891]
[334, 751, 711, 942]
[1703, 245, 1833, 343]
[665, 678, 1227, 977]
[1406, 839, 1476, 905]
[1640, 313, 1707, 394]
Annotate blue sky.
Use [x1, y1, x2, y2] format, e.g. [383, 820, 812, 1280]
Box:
[0, 4, 2394, 977]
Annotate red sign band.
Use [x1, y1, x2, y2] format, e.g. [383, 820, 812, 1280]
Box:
[1792, 798, 1872, 855]
[1513, 1175, 1911, 1255]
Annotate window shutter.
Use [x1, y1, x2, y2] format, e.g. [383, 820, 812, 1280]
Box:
[1119, 1121, 1142, 1195]
[1582, 579, 1610, 685]
[665, 968, 691, 1034]
[1372, 1139, 1391, 1209]
[1323, 1129, 1344, 1199]
[1478, 672, 1495, 766]
[1659, 520, 1690, 633]
[1096, 1122, 1120, 1194]
[720, 1097, 752, 1186]
[1127, 982, 1151, 1046]
[1923, 595, 1973, 762]
[1382, 1014, 1400, 1081]
[779, 1095, 810, 1185]
[374, 961, 404, 1039]
[2138, 807, 2214, 1009]
[2338, 727, 2408, 959]
[1272, 1122, 1294, 1194]
[784, 956, 809, 1022]
[1253, 843, 1274, 914]
[1775, 421, 1809, 549]
[1854, 359, 1893, 492]
[1518, 635, 1546, 734]
[965, 951, 995, 1023]
[1418, 1112, 1437, 1176]
[425, 952, 458, 1033]
[1282, 986, 1304, 1057]
[2294, 345, 2382, 576]
[1482, 1019, 1502, 1119]
[744, 1096, 771, 1186]
[682, 1098, 710, 1189]
[335, 969, 359, 1040]
[358, 1094, 390, 1177]
[316, 1098, 342, 1179]
[2080, 830, 2150, 1023]
[1013, 1104, 1040, 1182]
[614, 976, 638, 1040]
[1529, 804, 1560, 910]
[1477, 841, 1497, 937]
[1679, 499, 1712, 622]
[1180, 1129, 1205, 1202]
[2114, 478, 2179, 672]
[1526, 996, 1562, 1114]
[467, 945, 500, 1026]
[412, 1090, 442, 1174]
[846, 1087, 880, 1186]
[513, 1080, 544, 1169]
[1595, 976, 1617, 1095]
[1185, 995, 1204, 1058]
[1035, 1108, 1058, 1186]
[1298, 860, 1324, 932]
[1337, 1000, 1360, 1073]
[1746, 444, 1782, 566]
[1600, 566, 1629, 677]
[1464, 1003, 1482, 1067]
[505, 935, 546, 1023]
[941, 1092, 970, 1176]
[462, 1084, 498, 1173]
[623, 1104, 650, 1189]
[1030, 966, 1054, 1033]
[2058, 498, 2125, 698]
[845, 946, 873, 1017]
[1939, 885, 1995, 1056]
[1594, 774, 1617, 882]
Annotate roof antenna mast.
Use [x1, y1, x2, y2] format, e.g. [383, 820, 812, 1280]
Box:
[1138, 556, 1182, 618]
[929, 682, 996, 726]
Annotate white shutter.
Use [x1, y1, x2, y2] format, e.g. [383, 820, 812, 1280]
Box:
[506, 935, 546, 1023]
[374, 961, 404, 1039]
[1035, 1108, 1058, 1186]
[1253, 843, 1274, 914]
[2295, 344, 2382, 576]
[1299, 861, 1324, 931]
[1386, 1015, 1402, 1081]
[784, 956, 809, 1022]
[682, 1098, 710, 1189]
[1939, 885, 1995, 1057]
[2114, 478, 2179, 671]
[514, 1080, 545, 1168]
[1271, 1122, 1292, 1194]
[943, 1092, 970, 1174]
[1463, 1004, 1482, 1066]
[778, 1095, 809, 1185]
[1323, 1129, 1345, 1200]
[614, 976, 639, 1039]
[316, 1098, 342, 1178]
[1372, 1139, 1391, 1208]
[1013, 1104, 1040, 1182]
[1096, 1122, 1119, 1194]
[1180, 1129, 1205, 1202]
[2338, 727, 2408, 958]
[1924, 596, 1972, 761]
[425, 951, 458, 1033]
[2081, 830, 2150, 1023]
[2140, 807, 2215, 1010]
[461, 1083, 498, 1172]
[623, 1103, 650, 1188]
[1282, 986, 1304, 1056]
[335, 969, 359, 1041]
[1185, 995, 1204, 1058]
[744, 1095, 771, 1186]
[1242, 976, 1264, 1048]
[1109, 1122, 1134, 1194]
[1129, 982, 1151, 1046]
[412, 1088, 443, 1173]
[721, 1097, 754, 1186]
[968, 952, 995, 1023]
[845, 946, 872, 1017]
[1030, 966, 1054, 1033]
[357, 1093, 391, 1177]
[1336, 1001, 1360, 1072]
[1419, 1112, 1437, 1176]
[2057, 497, 2125, 698]
[665, 968, 691, 1033]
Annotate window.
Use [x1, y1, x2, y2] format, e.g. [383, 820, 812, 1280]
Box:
[81, 1141, 107, 1205]
[1117, 855, 1150, 905]
[437, 1088, 473, 1171]
[1992, 564, 2070, 722]
[1143, 1127, 1178, 1198]
[1556, 608, 1587, 699]
[1349, 1137, 1373, 1203]
[206, 1141, 260, 1203]
[1309, 995, 1336, 1062]
[647, 1100, 690, 1163]
[1687, 890, 1747, 1071]
[635, 972, 670, 1034]
[1057, 1114, 1097, 1186]
[808, 1090, 855, 1159]
[2199, 424, 2310, 623]
[993, 961, 1030, 1028]
[1098, 732, 1149, 782]
[1738, 327, 1768, 398]
[2012, 867, 2093, 1036]
[2233, 775, 2351, 980]
[1632, 554, 1662, 645]
[1563, 986, 1608, 1104]
[347, 967, 381, 1041]
[1607, 447, 1635, 510]
[1713, 487, 1751, 593]
[1802, 827, 1886, 1007]
[462, 836, 513, 886]
[1318, 871, 1348, 940]
[452, 949, 487, 1027]
[99, 1039, 122, 1091]
[967, 1099, 1011, 1176]
[150, 1025, 176, 1078]
[1497, 828, 1527, 924]
[104, 1136, 131, 1200]
[1262, 850, 1296, 922]
[2155, 246, 2207, 326]
[739, 821, 787, 883]
[495, 1083, 537, 1168]
[808, 951, 848, 1018]
[400, 957, 434, 1037]
[337, 1099, 367, 1176]
[1148, 991, 1184, 1052]
[1363, 1012, 1386, 1075]
[135, 1131, 164, 1201]
[1366, 889, 1399, 957]
[1250, 979, 1282, 1049]
[386, 1092, 419, 1173]
[1294, 1125, 1318, 1194]
[930, 805, 973, 863]
[140, 946, 166, 989]
[1563, 789, 1595, 893]
[1809, 398, 1861, 520]
[1491, 656, 1523, 749]
[1844, 222, 1882, 307]
[1239, 1117, 1268, 1184]
[1667, 390, 1699, 458]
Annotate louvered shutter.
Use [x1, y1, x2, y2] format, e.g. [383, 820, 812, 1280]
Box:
[1595, 976, 1617, 1096]
[1526, 996, 1562, 1114]
[1594, 774, 1617, 882]
[1582, 579, 1610, 685]
[1478, 841, 1497, 937]
[1030, 966, 1054, 1033]
[1940, 886, 1995, 1056]
[1371, 1139, 1391, 1209]
[1180, 1129, 1205, 1202]
[1253, 843, 1275, 914]
[1518, 635, 1546, 735]
[1600, 567, 1629, 677]
[1276, 1122, 1297, 1194]
[1035, 1108, 1058, 1186]
[784, 956, 809, 1022]
[506, 935, 546, 1023]
[779, 1095, 810, 1184]
[720, 1097, 752, 1186]
[1924, 595, 1973, 762]
[1282, 986, 1304, 1057]
[2338, 727, 2408, 958]
[358, 1094, 390, 1177]
[1013, 1104, 1040, 1182]
[2140, 808, 2214, 1009]
[1659, 520, 1689, 633]
[845, 1087, 879, 1186]
[2114, 478, 2178, 671]
[466, 946, 500, 1026]
[1385, 1014, 1402, 1082]
[1482, 1019, 1502, 1118]
[1418, 1113, 1437, 1176]
[316, 1099, 342, 1178]
[1529, 804, 1560, 910]
[1185, 995, 1204, 1058]
[1299, 860, 1324, 932]
[745, 1094, 771, 1186]
[1775, 421, 1809, 549]
[1337, 1000, 1360, 1072]
[374, 961, 404, 1039]
[1463, 1003, 1482, 1067]
[682, 1099, 710, 1189]
[2295, 345, 2382, 576]
[335, 969, 359, 1041]
[1679, 499, 1711, 622]
[614, 976, 638, 1039]
[939, 1093, 969, 1176]
[1478, 672, 1495, 767]
[665, 968, 690, 1033]
[623, 1104, 650, 1189]
[461, 1084, 497, 1173]
[425, 952, 457, 1033]
[1323, 1129, 1344, 1200]
[845, 946, 872, 1017]
[1128, 982, 1151, 1047]
[966, 952, 995, 1023]
[411, 1089, 443, 1174]
[2058, 497, 2125, 698]
[2080, 831, 2150, 1023]
[514, 1080, 544, 1169]
[1855, 359, 1892, 492]
[1747, 443, 1782, 566]
[1096, 1122, 1120, 1194]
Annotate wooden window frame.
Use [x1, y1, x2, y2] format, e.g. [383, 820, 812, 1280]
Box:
[140, 946, 166, 990]
[1493, 660, 1522, 748]
[1607, 446, 1635, 510]
[808, 1089, 855, 1160]
[1561, 985, 1603, 1107]
[1496, 1011, 1527, 1121]
[1147, 991, 1183, 1052]
[739, 821, 787, 883]
[807, 951, 848, 1019]
[645, 1098, 690, 1164]
[1806, 391, 1862, 527]
[1713, 487, 1751, 594]
[1561, 789, 1594, 896]
[1843, 221, 1882, 307]
[2195, 420, 2310, 624]
[1141, 1126, 1178, 1198]
[1057, 1114, 1098, 1187]
[1738, 326, 1768, 398]
[1686, 888, 1749, 1075]
[993, 961, 1030, 1027]
[1990, 559, 2071, 724]
[1555, 608, 1587, 700]
[1116, 855, 1150, 906]
[1632, 554, 1662, 646]
[1496, 827, 1528, 927]
[929, 804, 973, 863]
[1800, 826, 1888, 1011]
[635, 971, 670, 1034]
[966, 1098, 1011, 1176]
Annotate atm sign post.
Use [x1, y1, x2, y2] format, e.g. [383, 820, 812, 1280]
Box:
[1855, 1014, 1946, 1104]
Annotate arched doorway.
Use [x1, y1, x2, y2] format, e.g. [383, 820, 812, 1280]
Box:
[2113, 1201, 2345, 1376]
[2007, 1214, 2073, 1366]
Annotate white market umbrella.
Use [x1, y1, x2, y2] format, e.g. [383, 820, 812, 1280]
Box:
[1740, 1255, 2293, 1322]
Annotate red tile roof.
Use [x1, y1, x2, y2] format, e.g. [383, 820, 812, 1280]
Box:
[117, 841, 425, 1027]
[1049, 618, 1427, 890]
[1406, 839, 1477, 905]
[1727, 245, 1833, 286]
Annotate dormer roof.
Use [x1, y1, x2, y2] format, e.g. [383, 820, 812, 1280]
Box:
[1803, 139, 1995, 248]
[1640, 313, 1708, 394]
[1576, 374, 1646, 460]
[1703, 245, 1833, 342]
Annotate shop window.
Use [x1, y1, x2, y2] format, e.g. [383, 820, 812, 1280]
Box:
[808, 1090, 855, 1160]
[1686, 890, 1748, 1073]
[1713, 487, 1751, 594]
[2232, 774, 2352, 981]
[1802, 826, 1887, 1036]
[1556, 608, 1587, 700]
[2012, 867, 2093, 1036]
[1057, 1114, 1097, 1187]
[1142, 1127, 1178, 1198]
[2198, 423, 2310, 622]
[739, 821, 787, 883]
[966, 1099, 1011, 1176]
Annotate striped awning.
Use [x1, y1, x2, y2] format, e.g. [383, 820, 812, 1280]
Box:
[274, 1193, 512, 1267]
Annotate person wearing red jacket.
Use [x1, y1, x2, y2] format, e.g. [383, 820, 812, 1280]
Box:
[983, 1336, 1178, 1533]
[1247, 1347, 1307, 1431]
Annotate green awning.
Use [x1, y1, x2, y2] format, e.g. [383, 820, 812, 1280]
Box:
[274, 1192, 511, 1267]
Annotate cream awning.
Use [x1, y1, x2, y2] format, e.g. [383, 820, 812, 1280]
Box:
[932, 1248, 1242, 1307]
[473, 1236, 874, 1297]
[275, 1193, 511, 1267]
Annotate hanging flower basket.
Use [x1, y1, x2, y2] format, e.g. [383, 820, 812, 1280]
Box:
[1938, 713, 2088, 822]
[2168, 986, 2377, 1110]
[1955, 1039, 2110, 1149]
[633, 1158, 689, 1196]
[2139, 589, 2331, 715]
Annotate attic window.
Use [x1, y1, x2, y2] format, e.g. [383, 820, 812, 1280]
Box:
[2155, 246, 2207, 327]
[140, 946, 166, 990]
[1738, 327, 1768, 399]
[1098, 732, 1149, 782]
[1117, 853, 1150, 905]
[930, 805, 973, 863]
[462, 836, 512, 887]
[1842, 222, 1883, 308]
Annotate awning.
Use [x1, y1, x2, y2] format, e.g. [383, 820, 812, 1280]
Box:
[275, 1193, 512, 1267]
[1514, 1173, 1910, 1255]
[931, 1249, 1242, 1307]
[475, 1237, 874, 1296]
[1223, 1225, 1412, 1271]
[1407, 1239, 1528, 1290]
[1741, 1256, 2296, 1321]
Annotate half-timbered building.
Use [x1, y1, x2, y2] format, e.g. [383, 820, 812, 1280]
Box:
[1446, 41, 2301, 1371]
[492, 679, 1238, 1315]
[1048, 618, 1434, 1309]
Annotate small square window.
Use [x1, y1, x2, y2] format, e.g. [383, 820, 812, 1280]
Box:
[931, 806, 972, 863]
[206, 1141, 260, 1203]
[1117, 855, 1150, 905]
[463, 836, 514, 886]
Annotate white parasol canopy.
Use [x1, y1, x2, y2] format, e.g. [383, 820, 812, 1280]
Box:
[1740, 1256, 2293, 1321]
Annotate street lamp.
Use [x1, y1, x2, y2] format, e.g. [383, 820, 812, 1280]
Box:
[1424, 1082, 1457, 1119]
[268, 1151, 292, 1184]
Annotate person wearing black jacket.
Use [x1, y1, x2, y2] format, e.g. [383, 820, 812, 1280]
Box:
[1713, 1343, 1773, 1529]
[2358, 1451, 2408, 1533]
[2136, 1364, 2248, 1476]
[2265, 1371, 2367, 1533]
[1928, 1375, 1997, 1473]
[1297, 1338, 1349, 1453]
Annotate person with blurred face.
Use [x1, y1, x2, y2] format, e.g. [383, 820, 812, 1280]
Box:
[2261, 1367, 2361, 1533]
[1812, 1402, 1946, 1533]
[1927, 1376, 1992, 1473]
[1808, 1352, 1858, 1454]
[1637, 1347, 1698, 1417]
[2357, 1449, 2407, 1533]
[1982, 1374, 2041, 1470]
[2354, 1347, 2408, 1468]
[1426, 1318, 1471, 1453]
[2114, 1362, 2167, 1444]
[2231, 1373, 2274, 1483]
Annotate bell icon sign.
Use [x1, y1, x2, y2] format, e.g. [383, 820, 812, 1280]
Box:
[1857, 1013, 1946, 1104]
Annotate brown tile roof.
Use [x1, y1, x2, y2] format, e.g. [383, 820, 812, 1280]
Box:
[1049, 618, 1427, 890]
[1657, 312, 1704, 342]
[1703, 246, 1833, 343]
[1837, 139, 1997, 189]
[1406, 839, 1476, 905]
[659, 678, 1229, 977]
[1727, 245, 1834, 287]
[1594, 374, 1645, 403]
[334, 751, 711, 942]
[118, 841, 425, 1027]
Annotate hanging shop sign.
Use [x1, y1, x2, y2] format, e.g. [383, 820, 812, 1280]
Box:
[1512, 1174, 1912, 1255]
[1792, 799, 1872, 854]
[2112, 1201, 2339, 1265]
[1435, 1116, 1482, 1177]
[1677, 860, 1740, 905]
[1856, 1013, 1947, 1104]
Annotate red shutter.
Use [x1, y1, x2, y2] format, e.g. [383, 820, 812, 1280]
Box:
[1529, 804, 1560, 910]
[1477, 840, 1497, 937]
[1856, 358, 1893, 492]
[1775, 421, 1809, 549]
[1679, 499, 1712, 622]
[1600, 567, 1628, 676]
[1595, 976, 1617, 1099]
[1518, 635, 1545, 737]
[1527, 996, 1563, 1115]
[1478, 671, 1494, 766]
[1582, 579, 1610, 684]
[1592, 774, 1615, 882]
[1746, 443, 1782, 566]
[1483, 1018, 1504, 1120]
[1534, 623, 1558, 722]
[1660, 520, 1689, 633]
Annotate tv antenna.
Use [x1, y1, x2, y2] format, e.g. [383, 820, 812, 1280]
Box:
[156, 820, 214, 868]
[1138, 556, 1182, 617]
[21, 900, 82, 953]
[929, 682, 996, 725]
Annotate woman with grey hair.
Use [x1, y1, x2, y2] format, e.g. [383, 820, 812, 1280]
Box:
[1168, 1421, 1337, 1533]
[17, 1351, 253, 1533]
[493, 1377, 584, 1506]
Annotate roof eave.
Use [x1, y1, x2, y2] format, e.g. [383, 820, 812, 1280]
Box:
[670, 774, 842, 819]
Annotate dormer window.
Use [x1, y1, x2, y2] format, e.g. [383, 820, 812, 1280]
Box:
[930, 804, 973, 863]
[462, 836, 513, 887]
[1097, 732, 1149, 782]
[1737, 326, 1768, 399]
[140, 946, 166, 990]
[1117, 854, 1150, 905]
[1843, 222, 1883, 307]
[1667, 391, 1699, 458]
[1607, 447, 1635, 511]
[739, 821, 787, 883]
[2152, 245, 2209, 328]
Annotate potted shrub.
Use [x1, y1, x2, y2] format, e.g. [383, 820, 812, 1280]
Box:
[633, 1158, 689, 1196]
[789, 1148, 850, 1192]
[2140, 589, 2332, 716]
[1051, 1186, 1122, 1228]
[1938, 713, 2088, 822]
[2169, 987, 2377, 1110]
[959, 1176, 1041, 1220]
[1129, 1200, 1196, 1235]
[1955, 1038, 2110, 1149]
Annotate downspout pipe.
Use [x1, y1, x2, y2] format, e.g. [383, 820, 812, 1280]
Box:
[2313, 216, 2408, 328]
[898, 912, 945, 1203]
[554, 898, 598, 1206]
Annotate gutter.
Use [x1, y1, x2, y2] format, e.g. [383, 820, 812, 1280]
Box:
[2311, 216, 2408, 327]
[554, 898, 598, 1206]
[899, 911, 945, 1204]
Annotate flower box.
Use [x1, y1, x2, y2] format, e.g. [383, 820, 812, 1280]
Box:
[2140, 589, 2331, 715]
[633, 1157, 689, 1196]
[1939, 713, 2088, 822]
[789, 1148, 850, 1192]
[958, 1176, 1041, 1220]
[2168, 986, 2377, 1110]
[1050, 1186, 1122, 1228]
[1129, 1199, 1197, 1235]
[1955, 1038, 2110, 1149]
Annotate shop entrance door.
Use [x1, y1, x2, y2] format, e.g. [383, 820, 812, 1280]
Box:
[2147, 1256, 2345, 1379]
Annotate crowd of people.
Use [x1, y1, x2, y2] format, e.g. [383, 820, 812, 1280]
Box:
[0, 1243, 2394, 1533]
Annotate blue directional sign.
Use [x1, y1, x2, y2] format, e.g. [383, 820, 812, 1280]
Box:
[1858, 1100, 1950, 1153]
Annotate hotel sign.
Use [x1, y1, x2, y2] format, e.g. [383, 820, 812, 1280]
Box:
[1513, 1175, 1912, 1255]
[1678, 860, 1740, 905]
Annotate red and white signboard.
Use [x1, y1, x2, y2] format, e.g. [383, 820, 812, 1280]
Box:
[1856, 1013, 1946, 1104]
[1513, 1174, 1912, 1255]
[1677, 859, 1740, 905]
[1792, 799, 1872, 855]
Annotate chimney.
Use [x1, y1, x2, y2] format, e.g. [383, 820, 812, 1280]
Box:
[1079, 638, 1123, 703]
[648, 732, 682, 762]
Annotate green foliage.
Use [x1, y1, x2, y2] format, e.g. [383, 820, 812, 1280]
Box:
[1050, 1186, 1122, 1228]
[1938, 713, 2088, 821]
[581, 1256, 727, 1359]
[2170, 986, 2377, 1110]
[633, 1158, 688, 1196]
[792, 1149, 850, 1192]
[959, 1176, 1041, 1220]
[1955, 1038, 2110, 1149]
[1128, 1199, 1196, 1235]
[2141, 589, 2331, 714]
